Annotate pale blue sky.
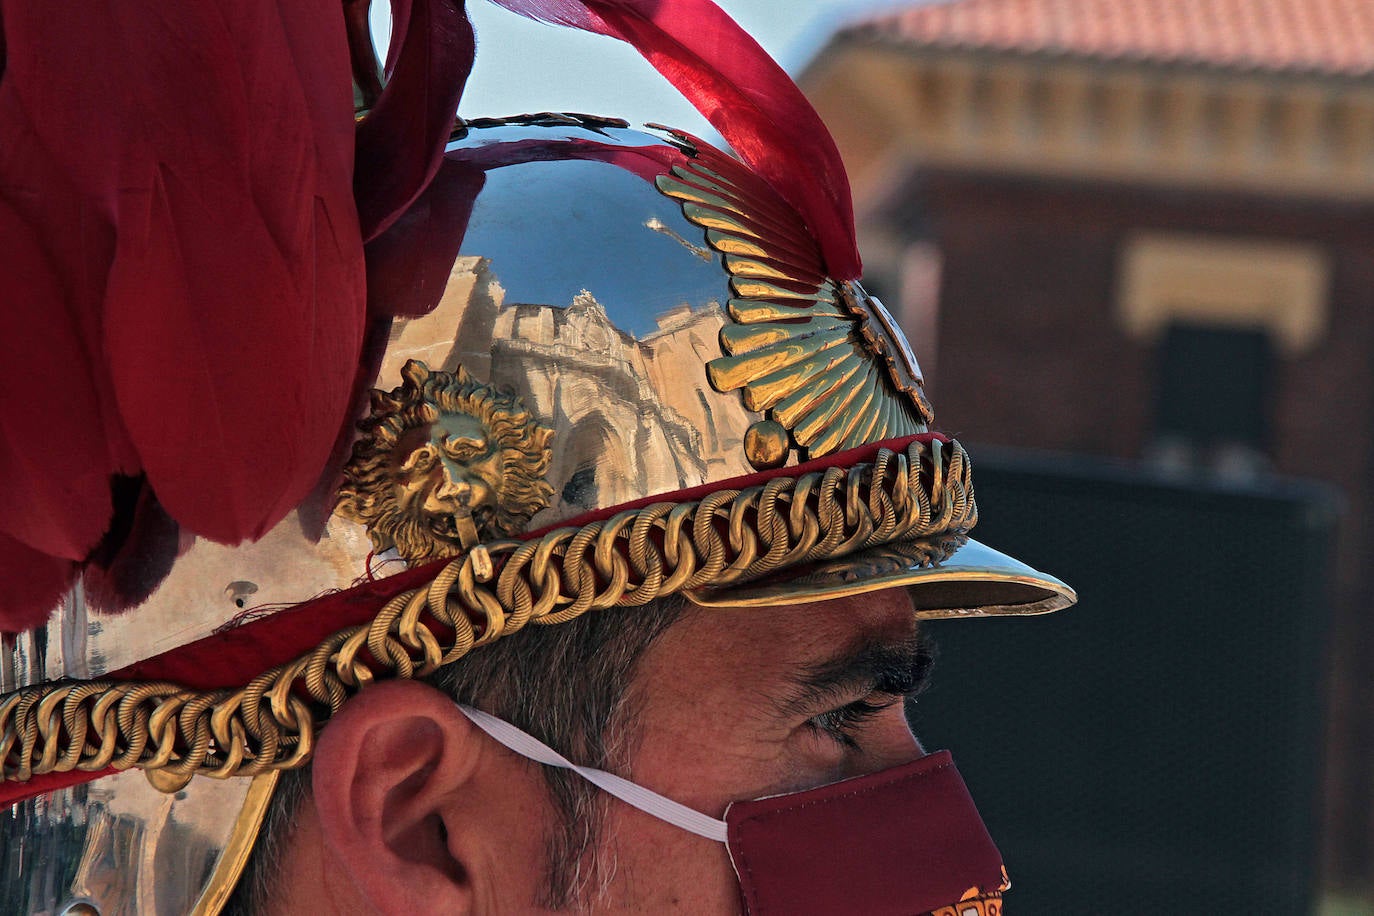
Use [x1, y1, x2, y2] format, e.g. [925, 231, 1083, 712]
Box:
[373, 1, 920, 138]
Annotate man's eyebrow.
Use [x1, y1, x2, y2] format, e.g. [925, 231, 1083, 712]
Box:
[773, 629, 936, 718]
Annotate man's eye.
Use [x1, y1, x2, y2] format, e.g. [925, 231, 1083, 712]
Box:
[806, 697, 896, 750]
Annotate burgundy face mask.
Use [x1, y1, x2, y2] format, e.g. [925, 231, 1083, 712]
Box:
[725, 750, 1008, 915]
[457, 705, 1009, 915]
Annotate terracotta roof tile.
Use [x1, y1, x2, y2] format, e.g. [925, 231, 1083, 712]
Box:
[846, 0, 1374, 77]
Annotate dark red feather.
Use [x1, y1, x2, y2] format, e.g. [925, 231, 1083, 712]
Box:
[0, 196, 121, 561]
[0, 0, 378, 628]
[97, 2, 364, 545]
[0, 533, 77, 633]
[366, 161, 488, 317]
[354, 0, 475, 243]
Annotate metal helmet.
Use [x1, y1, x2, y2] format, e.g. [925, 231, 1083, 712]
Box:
[0, 5, 1075, 915]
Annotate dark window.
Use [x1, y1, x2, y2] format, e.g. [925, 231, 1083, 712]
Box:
[1154, 322, 1274, 453]
[561, 466, 598, 508]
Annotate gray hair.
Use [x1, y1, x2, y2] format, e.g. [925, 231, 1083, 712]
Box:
[223, 595, 687, 914]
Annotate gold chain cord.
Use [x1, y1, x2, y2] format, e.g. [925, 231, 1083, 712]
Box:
[0, 438, 975, 791]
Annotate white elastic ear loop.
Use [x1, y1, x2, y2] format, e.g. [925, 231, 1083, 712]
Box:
[457, 704, 729, 843]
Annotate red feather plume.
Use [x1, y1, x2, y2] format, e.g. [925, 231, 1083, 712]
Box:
[0, 0, 477, 632]
[486, 0, 862, 280]
[0, 0, 366, 624]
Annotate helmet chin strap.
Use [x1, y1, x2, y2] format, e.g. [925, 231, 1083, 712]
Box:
[456, 704, 729, 842]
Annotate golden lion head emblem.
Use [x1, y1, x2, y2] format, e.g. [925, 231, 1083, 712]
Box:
[337, 360, 555, 562]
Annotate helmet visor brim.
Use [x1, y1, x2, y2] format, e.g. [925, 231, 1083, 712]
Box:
[686, 537, 1076, 619]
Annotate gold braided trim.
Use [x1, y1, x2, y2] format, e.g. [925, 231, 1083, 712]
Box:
[0, 438, 975, 790]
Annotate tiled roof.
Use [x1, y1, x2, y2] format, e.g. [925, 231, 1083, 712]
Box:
[845, 0, 1374, 78]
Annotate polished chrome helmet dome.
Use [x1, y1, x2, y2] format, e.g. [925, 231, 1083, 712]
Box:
[362, 113, 1073, 611]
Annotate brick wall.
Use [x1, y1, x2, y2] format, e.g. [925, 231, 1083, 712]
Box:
[894, 167, 1374, 885]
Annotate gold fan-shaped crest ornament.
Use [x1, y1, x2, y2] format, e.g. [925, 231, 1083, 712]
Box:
[654, 130, 936, 471]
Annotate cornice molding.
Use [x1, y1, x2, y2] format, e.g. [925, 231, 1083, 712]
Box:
[804, 43, 1374, 204]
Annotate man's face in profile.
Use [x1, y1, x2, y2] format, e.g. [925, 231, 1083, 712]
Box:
[264, 588, 931, 913]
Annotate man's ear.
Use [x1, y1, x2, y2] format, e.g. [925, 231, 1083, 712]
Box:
[310, 679, 488, 915]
